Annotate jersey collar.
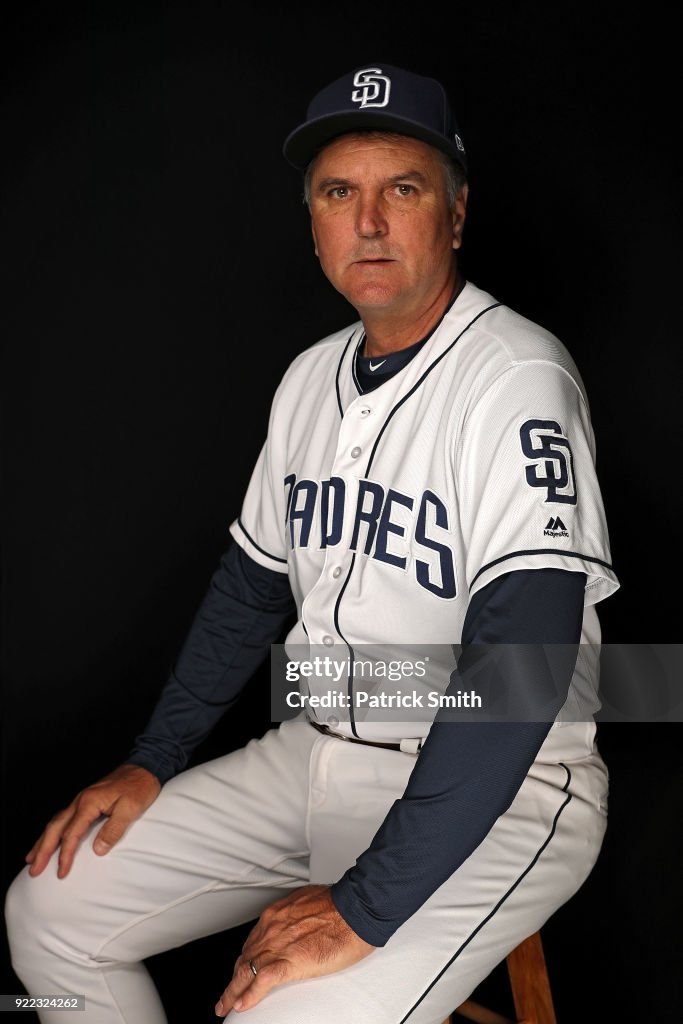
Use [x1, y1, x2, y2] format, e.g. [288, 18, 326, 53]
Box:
[335, 279, 501, 416]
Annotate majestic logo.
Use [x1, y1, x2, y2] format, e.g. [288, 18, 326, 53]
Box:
[519, 419, 577, 504]
[351, 68, 391, 108]
[369, 359, 386, 371]
[454, 133, 465, 152]
[544, 516, 569, 538]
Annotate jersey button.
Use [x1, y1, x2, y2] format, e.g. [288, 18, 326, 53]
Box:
[350, 446, 362, 458]
[332, 566, 342, 578]
[360, 406, 371, 417]
[322, 635, 334, 646]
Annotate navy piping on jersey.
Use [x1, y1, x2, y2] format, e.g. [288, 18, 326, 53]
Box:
[398, 763, 573, 1024]
[364, 300, 502, 477]
[351, 336, 363, 395]
[333, 551, 360, 736]
[237, 517, 288, 564]
[470, 548, 615, 590]
[335, 333, 358, 418]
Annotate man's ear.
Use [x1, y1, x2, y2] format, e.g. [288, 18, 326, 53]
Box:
[452, 183, 469, 251]
[311, 220, 319, 258]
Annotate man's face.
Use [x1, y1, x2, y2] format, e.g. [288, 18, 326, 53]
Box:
[308, 134, 468, 316]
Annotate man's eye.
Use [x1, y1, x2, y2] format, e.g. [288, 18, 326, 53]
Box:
[395, 184, 415, 196]
[329, 186, 349, 198]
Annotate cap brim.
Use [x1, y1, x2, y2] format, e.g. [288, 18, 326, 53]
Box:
[282, 110, 467, 172]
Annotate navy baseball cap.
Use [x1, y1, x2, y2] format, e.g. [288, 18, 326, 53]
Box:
[282, 63, 467, 173]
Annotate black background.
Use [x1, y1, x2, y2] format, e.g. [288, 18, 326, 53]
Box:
[1, 2, 681, 1021]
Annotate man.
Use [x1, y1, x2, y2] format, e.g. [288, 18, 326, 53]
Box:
[5, 63, 619, 1023]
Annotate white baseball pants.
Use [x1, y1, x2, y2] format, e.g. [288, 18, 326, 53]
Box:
[5, 716, 608, 1024]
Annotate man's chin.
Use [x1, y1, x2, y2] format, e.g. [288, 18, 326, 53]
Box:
[341, 285, 405, 312]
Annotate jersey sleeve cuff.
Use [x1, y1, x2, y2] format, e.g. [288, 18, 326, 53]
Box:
[229, 518, 288, 574]
[329, 878, 392, 947]
[123, 752, 174, 786]
[468, 550, 620, 607]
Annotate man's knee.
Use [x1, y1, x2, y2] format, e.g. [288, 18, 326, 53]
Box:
[5, 867, 48, 969]
[5, 863, 86, 970]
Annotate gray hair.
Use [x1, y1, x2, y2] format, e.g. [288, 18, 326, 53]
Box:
[302, 130, 467, 209]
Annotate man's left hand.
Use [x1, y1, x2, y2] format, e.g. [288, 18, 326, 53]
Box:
[214, 884, 376, 1016]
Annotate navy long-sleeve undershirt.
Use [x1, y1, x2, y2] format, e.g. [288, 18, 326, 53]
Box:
[328, 566, 586, 945]
[125, 540, 296, 784]
[126, 541, 586, 945]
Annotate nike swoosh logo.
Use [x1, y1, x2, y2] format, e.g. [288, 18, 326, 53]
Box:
[369, 360, 386, 371]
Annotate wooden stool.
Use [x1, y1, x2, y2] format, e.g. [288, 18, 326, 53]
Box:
[443, 930, 557, 1024]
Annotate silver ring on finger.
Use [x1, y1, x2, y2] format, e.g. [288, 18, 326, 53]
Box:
[249, 958, 258, 977]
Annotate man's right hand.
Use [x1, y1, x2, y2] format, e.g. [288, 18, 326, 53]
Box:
[24, 763, 162, 880]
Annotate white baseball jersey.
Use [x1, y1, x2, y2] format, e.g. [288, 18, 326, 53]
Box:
[229, 279, 620, 741]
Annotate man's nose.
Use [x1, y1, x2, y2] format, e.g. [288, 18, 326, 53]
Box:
[355, 193, 388, 238]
